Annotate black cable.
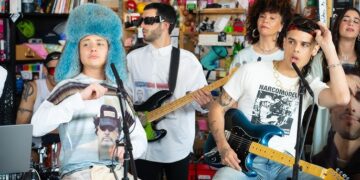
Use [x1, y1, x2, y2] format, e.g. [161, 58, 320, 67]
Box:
[299, 98, 315, 159]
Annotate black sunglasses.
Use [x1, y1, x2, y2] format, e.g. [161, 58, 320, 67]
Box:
[134, 16, 165, 26]
[99, 125, 116, 132]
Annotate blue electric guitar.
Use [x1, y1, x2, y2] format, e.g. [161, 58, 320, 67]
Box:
[204, 109, 344, 180]
[134, 68, 238, 142]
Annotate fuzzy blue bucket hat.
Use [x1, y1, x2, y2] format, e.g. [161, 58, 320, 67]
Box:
[55, 3, 127, 83]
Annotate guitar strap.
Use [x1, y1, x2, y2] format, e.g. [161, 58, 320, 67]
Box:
[168, 47, 180, 93]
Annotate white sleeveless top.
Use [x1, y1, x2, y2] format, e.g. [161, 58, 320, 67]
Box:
[34, 79, 50, 112]
[32, 79, 51, 148]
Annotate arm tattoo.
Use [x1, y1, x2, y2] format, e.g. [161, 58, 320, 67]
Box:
[18, 108, 33, 114]
[22, 82, 34, 102]
[218, 92, 233, 109]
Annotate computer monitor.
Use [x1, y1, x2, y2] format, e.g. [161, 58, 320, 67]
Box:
[0, 124, 33, 173]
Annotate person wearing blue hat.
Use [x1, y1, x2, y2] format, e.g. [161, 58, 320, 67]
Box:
[31, 3, 147, 179]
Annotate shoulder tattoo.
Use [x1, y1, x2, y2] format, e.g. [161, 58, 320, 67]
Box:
[218, 92, 233, 108]
[18, 107, 33, 114]
[22, 82, 34, 101]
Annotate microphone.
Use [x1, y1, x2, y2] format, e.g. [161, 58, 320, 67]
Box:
[110, 63, 126, 96]
[291, 63, 314, 97]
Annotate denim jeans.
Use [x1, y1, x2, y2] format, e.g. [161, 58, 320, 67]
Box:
[213, 156, 321, 180]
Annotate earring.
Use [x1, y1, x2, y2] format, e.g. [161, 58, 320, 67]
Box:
[252, 29, 259, 38]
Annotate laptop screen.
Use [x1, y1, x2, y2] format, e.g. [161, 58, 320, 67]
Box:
[0, 124, 33, 174]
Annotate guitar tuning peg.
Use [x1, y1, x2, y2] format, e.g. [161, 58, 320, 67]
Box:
[336, 168, 340, 172]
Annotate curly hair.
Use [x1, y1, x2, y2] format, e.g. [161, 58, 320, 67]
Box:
[322, 7, 360, 82]
[246, 0, 293, 48]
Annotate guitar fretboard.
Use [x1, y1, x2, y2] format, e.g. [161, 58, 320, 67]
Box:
[146, 68, 238, 122]
[248, 143, 338, 179]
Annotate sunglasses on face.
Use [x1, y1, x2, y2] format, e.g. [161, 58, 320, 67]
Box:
[47, 67, 56, 76]
[99, 125, 116, 132]
[134, 16, 165, 26]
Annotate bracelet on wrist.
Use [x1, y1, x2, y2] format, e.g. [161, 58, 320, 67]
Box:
[327, 63, 342, 69]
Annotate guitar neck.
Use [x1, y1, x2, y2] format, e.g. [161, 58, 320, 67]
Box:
[249, 143, 331, 179]
[146, 74, 232, 122]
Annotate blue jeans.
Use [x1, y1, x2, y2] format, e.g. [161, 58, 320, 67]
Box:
[213, 156, 321, 180]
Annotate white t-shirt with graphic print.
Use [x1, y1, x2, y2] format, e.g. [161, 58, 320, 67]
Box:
[224, 61, 327, 156]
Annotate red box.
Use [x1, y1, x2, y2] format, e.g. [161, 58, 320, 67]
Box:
[188, 163, 217, 180]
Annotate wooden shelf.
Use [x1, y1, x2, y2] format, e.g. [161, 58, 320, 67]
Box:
[198, 8, 246, 14]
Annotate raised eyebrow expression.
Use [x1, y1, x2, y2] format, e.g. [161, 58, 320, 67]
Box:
[286, 37, 313, 47]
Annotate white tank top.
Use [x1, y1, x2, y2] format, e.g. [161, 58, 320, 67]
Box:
[32, 79, 51, 149]
[34, 79, 50, 112]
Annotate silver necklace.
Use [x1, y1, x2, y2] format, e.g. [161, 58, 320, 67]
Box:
[273, 62, 298, 92]
[257, 43, 278, 54]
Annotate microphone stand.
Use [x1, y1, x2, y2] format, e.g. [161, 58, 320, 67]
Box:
[292, 80, 305, 180]
[111, 64, 138, 180]
[291, 63, 314, 180]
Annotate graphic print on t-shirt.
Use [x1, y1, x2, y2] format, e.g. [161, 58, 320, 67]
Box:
[251, 85, 298, 134]
[134, 80, 169, 105]
[93, 104, 121, 160]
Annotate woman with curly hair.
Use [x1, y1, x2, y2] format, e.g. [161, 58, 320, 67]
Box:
[230, 0, 293, 69]
[311, 7, 360, 156]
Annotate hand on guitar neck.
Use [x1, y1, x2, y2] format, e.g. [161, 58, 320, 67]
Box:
[189, 88, 213, 110]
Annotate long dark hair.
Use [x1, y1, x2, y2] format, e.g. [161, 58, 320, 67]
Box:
[322, 7, 360, 82]
[246, 0, 293, 48]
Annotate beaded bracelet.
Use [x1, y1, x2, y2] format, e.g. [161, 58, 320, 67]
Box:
[327, 63, 342, 69]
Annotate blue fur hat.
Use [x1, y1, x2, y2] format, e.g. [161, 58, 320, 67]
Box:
[55, 3, 127, 83]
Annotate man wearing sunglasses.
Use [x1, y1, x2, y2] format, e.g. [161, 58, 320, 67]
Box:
[126, 2, 212, 180]
[94, 105, 121, 160]
[16, 51, 61, 152]
[17, 51, 61, 125]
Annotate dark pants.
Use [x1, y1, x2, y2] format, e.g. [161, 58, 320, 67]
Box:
[135, 154, 191, 180]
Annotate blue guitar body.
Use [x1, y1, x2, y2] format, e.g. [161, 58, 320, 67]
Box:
[204, 109, 284, 177]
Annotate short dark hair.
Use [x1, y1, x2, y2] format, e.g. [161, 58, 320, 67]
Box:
[144, 3, 177, 34]
[286, 15, 320, 38]
[44, 51, 61, 68]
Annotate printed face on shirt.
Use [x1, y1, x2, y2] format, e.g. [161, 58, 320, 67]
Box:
[282, 30, 319, 69]
[44, 59, 58, 87]
[257, 12, 283, 37]
[97, 125, 119, 147]
[140, 9, 167, 42]
[330, 75, 360, 140]
[79, 35, 109, 74]
[339, 10, 360, 40]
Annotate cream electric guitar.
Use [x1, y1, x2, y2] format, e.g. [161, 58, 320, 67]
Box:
[134, 68, 238, 142]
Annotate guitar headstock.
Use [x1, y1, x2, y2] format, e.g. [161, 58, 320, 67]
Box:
[324, 168, 348, 180]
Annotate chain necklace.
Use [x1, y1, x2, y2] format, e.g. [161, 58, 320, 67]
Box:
[256, 43, 278, 54]
[273, 62, 299, 92]
[339, 53, 356, 64]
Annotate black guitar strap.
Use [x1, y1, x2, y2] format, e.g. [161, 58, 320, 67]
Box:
[168, 47, 180, 93]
